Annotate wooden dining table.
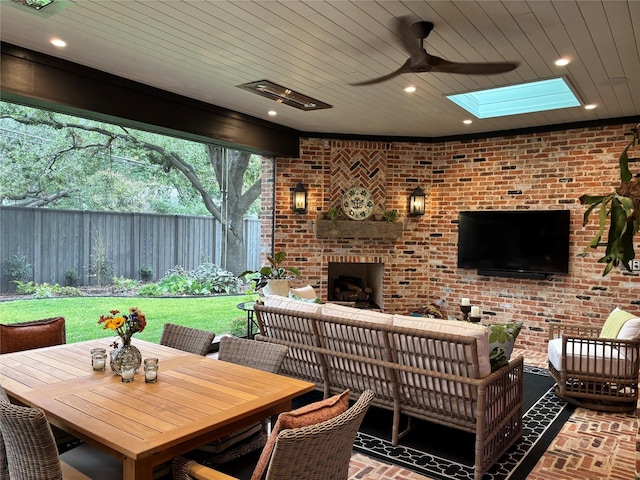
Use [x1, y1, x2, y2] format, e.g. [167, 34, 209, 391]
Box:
[0, 338, 315, 480]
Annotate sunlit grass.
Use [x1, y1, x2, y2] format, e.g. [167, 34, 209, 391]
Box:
[0, 294, 258, 344]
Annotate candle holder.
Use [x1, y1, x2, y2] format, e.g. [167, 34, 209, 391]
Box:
[144, 358, 158, 384]
[469, 315, 481, 323]
[460, 304, 471, 322]
[91, 348, 106, 372]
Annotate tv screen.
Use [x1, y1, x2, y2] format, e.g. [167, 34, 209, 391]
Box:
[457, 210, 570, 278]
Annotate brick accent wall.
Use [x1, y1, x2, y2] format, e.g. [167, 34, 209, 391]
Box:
[272, 124, 640, 356]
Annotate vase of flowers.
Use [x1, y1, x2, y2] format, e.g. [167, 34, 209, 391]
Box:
[98, 307, 146, 375]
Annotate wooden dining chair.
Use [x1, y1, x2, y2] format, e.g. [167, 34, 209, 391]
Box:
[0, 386, 122, 480]
[187, 336, 289, 466]
[160, 323, 216, 355]
[173, 389, 374, 480]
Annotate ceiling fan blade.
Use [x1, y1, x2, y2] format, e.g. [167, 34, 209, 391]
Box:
[427, 55, 519, 74]
[349, 59, 413, 86]
[392, 16, 421, 56]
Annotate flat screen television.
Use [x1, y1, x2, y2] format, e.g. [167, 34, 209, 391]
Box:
[457, 210, 570, 279]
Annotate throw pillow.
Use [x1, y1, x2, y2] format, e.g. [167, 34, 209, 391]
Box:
[250, 389, 350, 480]
[487, 321, 523, 372]
[600, 308, 638, 338]
[0, 317, 66, 354]
[617, 318, 640, 340]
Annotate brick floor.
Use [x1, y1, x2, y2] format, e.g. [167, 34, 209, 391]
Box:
[348, 347, 639, 480]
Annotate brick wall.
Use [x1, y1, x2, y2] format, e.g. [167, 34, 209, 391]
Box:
[272, 123, 639, 356]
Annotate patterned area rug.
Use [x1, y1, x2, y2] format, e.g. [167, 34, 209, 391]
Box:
[352, 366, 575, 480]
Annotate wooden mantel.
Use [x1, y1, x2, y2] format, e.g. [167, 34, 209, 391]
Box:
[316, 219, 403, 239]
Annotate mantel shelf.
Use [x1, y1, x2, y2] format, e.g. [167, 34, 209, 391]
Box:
[316, 219, 403, 239]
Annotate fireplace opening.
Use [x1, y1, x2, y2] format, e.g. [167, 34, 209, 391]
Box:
[327, 262, 384, 309]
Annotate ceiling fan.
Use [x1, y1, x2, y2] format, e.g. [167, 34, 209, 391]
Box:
[350, 17, 519, 86]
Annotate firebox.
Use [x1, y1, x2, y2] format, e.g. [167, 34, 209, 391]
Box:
[327, 262, 384, 309]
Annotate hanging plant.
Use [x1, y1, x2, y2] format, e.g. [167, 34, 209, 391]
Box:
[580, 124, 640, 276]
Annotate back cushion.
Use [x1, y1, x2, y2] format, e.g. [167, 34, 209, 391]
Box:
[392, 315, 491, 378]
[264, 295, 322, 315]
[321, 303, 392, 325]
[617, 318, 640, 340]
[0, 317, 66, 354]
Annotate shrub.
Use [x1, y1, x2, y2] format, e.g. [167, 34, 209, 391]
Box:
[192, 263, 244, 294]
[14, 281, 82, 298]
[139, 264, 154, 282]
[3, 252, 32, 284]
[112, 276, 139, 291]
[64, 268, 81, 287]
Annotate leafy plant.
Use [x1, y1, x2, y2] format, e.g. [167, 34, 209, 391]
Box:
[192, 262, 244, 294]
[112, 276, 139, 291]
[64, 268, 80, 287]
[3, 252, 32, 284]
[383, 209, 400, 223]
[239, 251, 301, 291]
[138, 264, 154, 282]
[13, 281, 82, 298]
[580, 124, 640, 275]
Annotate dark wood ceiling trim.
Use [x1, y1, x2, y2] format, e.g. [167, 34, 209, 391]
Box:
[0, 42, 300, 157]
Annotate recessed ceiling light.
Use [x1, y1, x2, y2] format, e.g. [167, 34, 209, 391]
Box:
[268, 110, 277, 116]
[404, 86, 416, 93]
[584, 104, 597, 110]
[463, 119, 473, 125]
[50, 38, 66, 47]
[555, 58, 570, 66]
[446, 77, 581, 119]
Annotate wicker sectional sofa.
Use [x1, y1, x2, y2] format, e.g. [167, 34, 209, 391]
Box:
[253, 297, 524, 480]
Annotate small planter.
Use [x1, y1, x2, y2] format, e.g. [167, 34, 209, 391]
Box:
[263, 279, 290, 297]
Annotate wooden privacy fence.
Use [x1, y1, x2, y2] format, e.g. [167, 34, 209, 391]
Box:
[0, 206, 260, 292]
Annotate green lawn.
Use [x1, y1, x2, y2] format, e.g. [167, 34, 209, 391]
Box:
[0, 294, 258, 344]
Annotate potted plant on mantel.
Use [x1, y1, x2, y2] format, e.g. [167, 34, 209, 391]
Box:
[580, 124, 639, 276]
[239, 251, 301, 296]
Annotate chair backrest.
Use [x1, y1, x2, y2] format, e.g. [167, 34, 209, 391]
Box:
[218, 336, 288, 373]
[0, 386, 10, 480]
[0, 393, 64, 480]
[160, 323, 216, 356]
[264, 389, 374, 480]
[0, 317, 66, 354]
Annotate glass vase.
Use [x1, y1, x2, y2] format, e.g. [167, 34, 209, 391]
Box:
[110, 341, 142, 375]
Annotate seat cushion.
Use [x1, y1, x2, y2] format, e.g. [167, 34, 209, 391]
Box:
[0, 317, 66, 354]
[250, 389, 350, 480]
[263, 295, 322, 315]
[548, 337, 633, 376]
[487, 321, 523, 372]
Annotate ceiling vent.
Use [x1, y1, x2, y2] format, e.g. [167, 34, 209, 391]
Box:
[237, 80, 332, 111]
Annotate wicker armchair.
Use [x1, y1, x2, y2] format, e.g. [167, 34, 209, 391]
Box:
[548, 324, 640, 412]
[173, 389, 374, 480]
[160, 323, 216, 355]
[186, 336, 289, 467]
[0, 386, 121, 480]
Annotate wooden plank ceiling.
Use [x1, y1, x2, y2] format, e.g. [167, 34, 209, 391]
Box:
[0, 0, 638, 138]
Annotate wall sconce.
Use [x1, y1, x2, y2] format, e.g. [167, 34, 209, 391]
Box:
[409, 187, 426, 215]
[292, 182, 308, 214]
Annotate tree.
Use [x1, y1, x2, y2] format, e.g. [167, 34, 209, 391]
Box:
[0, 103, 263, 274]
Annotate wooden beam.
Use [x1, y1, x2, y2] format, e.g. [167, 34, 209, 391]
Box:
[0, 42, 300, 158]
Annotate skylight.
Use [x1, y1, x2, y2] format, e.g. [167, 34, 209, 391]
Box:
[446, 77, 581, 119]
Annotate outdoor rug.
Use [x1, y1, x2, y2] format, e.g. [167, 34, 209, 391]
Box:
[351, 366, 575, 480]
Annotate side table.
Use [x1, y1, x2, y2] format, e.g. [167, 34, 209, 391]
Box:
[236, 301, 258, 339]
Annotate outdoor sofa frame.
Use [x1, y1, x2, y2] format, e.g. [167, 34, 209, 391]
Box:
[254, 304, 524, 480]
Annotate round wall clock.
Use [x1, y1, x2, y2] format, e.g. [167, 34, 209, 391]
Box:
[342, 186, 374, 220]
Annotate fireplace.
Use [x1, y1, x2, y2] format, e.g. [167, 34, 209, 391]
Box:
[327, 262, 384, 309]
